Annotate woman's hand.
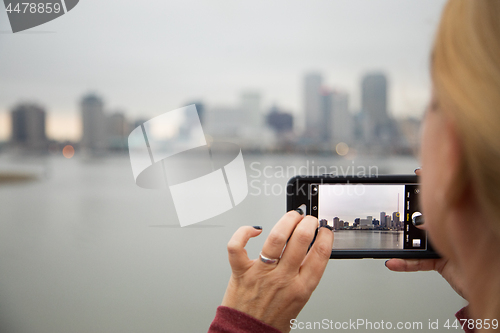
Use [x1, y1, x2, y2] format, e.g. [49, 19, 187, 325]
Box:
[221, 210, 334, 333]
[386, 168, 467, 300]
[385, 257, 467, 299]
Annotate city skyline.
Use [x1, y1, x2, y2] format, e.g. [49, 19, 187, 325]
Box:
[326, 209, 401, 228]
[0, 70, 424, 143]
[318, 184, 404, 223]
[0, 0, 446, 141]
[0, 70, 423, 151]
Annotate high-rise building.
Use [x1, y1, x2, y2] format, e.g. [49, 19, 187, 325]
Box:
[81, 94, 106, 153]
[380, 212, 386, 228]
[240, 91, 270, 148]
[393, 211, 400, 229]
[361, 72, 395, 145]
[303, 72, 323, 139]
[386, 215, 392, 229]
[204, 106, 241, 140]
[185, 101, 205, 126]
[333, 216, 340, 230]
[106, 112, 129, 151]
[266, 106, 293, 134]
[10, 103, 47, 150]
[205, 92, 273, 149]
[320, 89, 332, 142]
[362, 73, 387, 120]
[240, 91, 262, 129]
[178, 102, 206, 143]
[322, 90, 351, 144]
[132, 119, 147, 130]
[330, 91, 351, 145]
[360, 216, 373, 228]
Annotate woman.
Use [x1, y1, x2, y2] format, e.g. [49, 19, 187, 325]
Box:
[209, 0, 500, 332]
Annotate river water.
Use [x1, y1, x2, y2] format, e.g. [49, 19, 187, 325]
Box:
[0, 154, 464, 333]
[332, 230, 404, 250]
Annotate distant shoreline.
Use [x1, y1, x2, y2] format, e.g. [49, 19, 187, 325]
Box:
[0, 172, 38, 183]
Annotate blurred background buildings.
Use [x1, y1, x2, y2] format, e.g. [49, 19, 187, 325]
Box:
[2, 71, 422, 157]
[10, 103, 48, 152]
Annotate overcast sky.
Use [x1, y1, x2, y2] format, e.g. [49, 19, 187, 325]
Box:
[319, 184, 404, 223]
[0, 0, 446, 140]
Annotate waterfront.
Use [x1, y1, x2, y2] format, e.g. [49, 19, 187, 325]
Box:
[333, 230, 404, 249]
[0, 154, 464, 333]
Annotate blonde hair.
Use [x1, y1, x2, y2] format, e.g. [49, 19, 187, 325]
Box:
[432, 0, 500, 234]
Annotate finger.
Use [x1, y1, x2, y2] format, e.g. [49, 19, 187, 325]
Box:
[413, 168, 426, 229]
[279, 216, 319, 272]
[299, 226, 334, 290]
[416, 223, 427, 230]
[259, 210, 304, 267]
[385, 258, 441, 272]
[227, 226, 263, 273]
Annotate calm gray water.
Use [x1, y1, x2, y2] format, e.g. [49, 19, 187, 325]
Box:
[333, 230, 404, 250]
[0, 154, 464, 333]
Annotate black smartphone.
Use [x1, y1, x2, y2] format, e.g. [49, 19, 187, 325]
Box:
[286, 175, 440, 259]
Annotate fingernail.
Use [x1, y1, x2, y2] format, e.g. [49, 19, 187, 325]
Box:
[321, 225, 334, 231]
[384, 260, 389, 267]
[253, 226, 262, 230]
[414, 168, 421, 173]
[295, 208, 304, 215]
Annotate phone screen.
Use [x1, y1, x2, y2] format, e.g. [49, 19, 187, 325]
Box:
[309, 183, 425, 251]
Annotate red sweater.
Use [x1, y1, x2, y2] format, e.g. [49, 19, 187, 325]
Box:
[209, 305, 473, 333]
[208, 306, 281, 333]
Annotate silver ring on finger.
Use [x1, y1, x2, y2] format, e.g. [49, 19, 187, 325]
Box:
[259, 252, 280, 265]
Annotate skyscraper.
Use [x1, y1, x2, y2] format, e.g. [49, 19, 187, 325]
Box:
[380, 212, 386, 228]
[361, 72, 395, 146]
[303, 72, 323, 139]
[386, 215, 392, 229]
[393, 211, 400, 229]
[320, 89, 332, 142]
[240, 91, 262, 129]
[330, 91, 351, 145]
[239, 91, 268, 147]
[81, 94, 106, 153]
[362, 73, 387, 120]
[204, 106, 241, 140]
[333, 216, 340, 230]
[266, 106, 293, 134]
[106, 112, 129, 151]
[10, 103, 47, 150]
[360, 216, 373, 228]
[184, 101, 205, 126]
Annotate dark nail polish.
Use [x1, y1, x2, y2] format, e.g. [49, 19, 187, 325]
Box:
[321, 224, 334, 231]
[414, 168, 421, 173]
[295, 208, 304, 215]
[253, 226, 262, 230]
[384, 260, 389, 267]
